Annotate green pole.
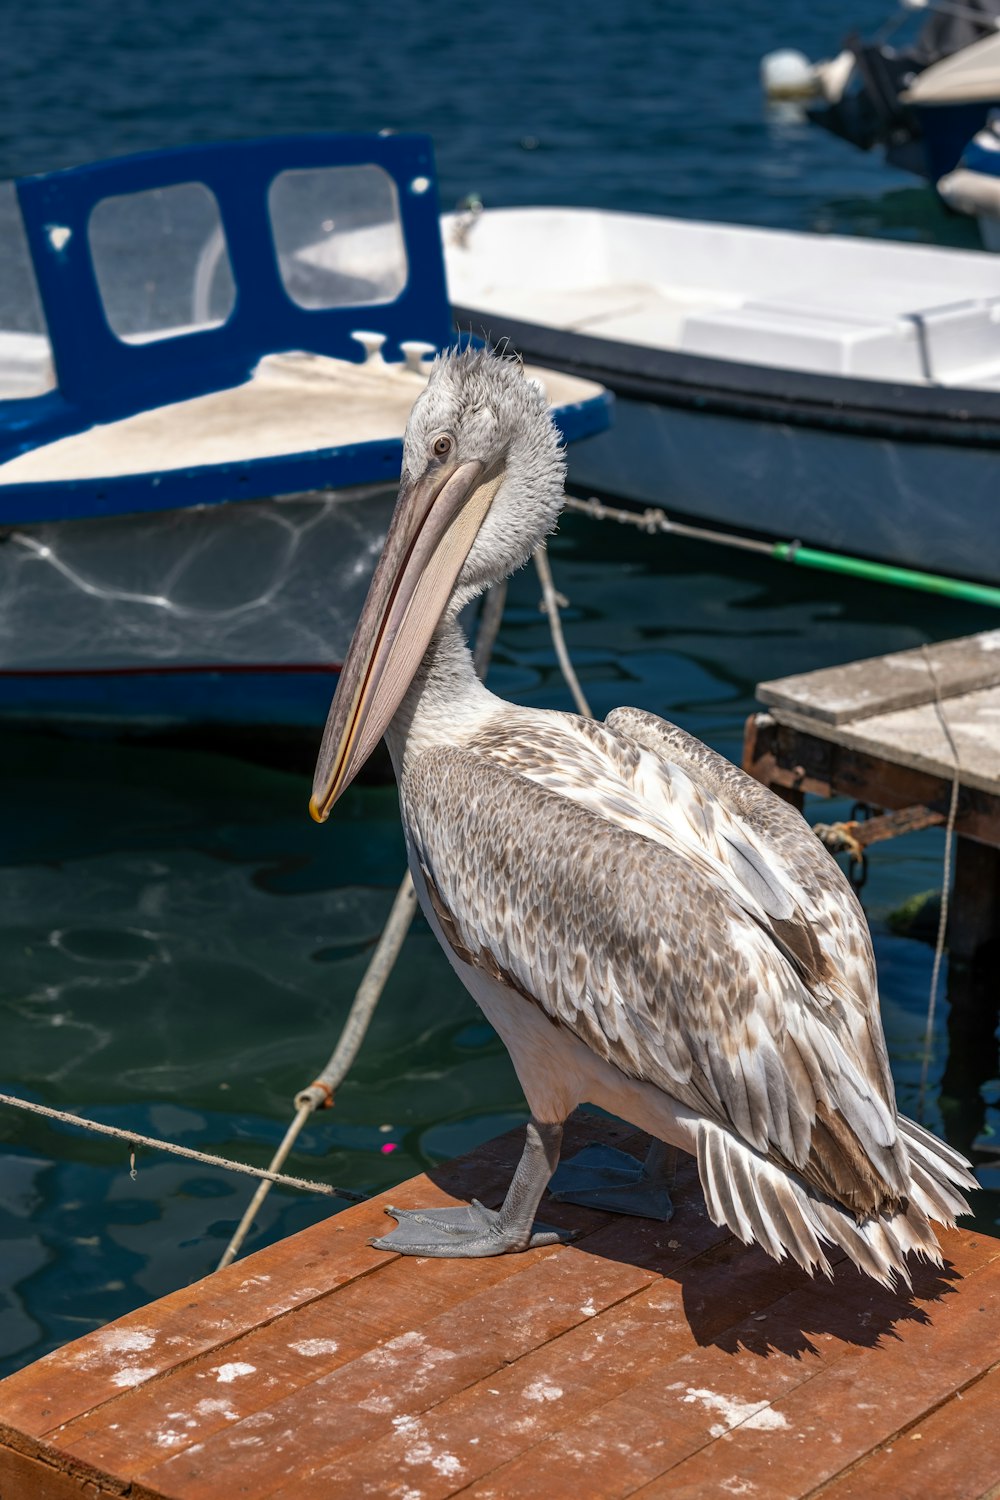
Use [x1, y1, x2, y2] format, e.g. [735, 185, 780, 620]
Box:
[770, 542, 1000, 609]
[567, 497, 1000, 608]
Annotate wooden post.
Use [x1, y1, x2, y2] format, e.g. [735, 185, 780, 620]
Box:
[941, 843, 1000, 1155]
[941, 953, 999, 1160]
[948, 837, 1000, 964]
[742, 712, 805, 810]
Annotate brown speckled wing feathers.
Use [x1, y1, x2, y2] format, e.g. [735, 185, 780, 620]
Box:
[605, 705, 894, 1103]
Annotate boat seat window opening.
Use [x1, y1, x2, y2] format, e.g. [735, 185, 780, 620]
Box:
[88, 182, 237, 344]
[268, 165, 408, 312]
[0, 181, 55, 398]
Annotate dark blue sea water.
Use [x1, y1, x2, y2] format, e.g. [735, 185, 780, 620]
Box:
[0, 0, 996, 1378]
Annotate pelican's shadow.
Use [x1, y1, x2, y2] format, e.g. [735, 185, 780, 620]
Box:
[426, 1110, 963, 1362]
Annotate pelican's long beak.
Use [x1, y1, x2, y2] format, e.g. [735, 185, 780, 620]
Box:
[310, 456, 500, 822]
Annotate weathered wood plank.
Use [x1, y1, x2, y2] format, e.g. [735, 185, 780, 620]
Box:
[135, 1240, 657, 1499]
[0, 1444, 126, 1500]
[298, 1236, 841, 1500]
[811, 1361, 1000, 1500]
[770, 687, 1000, 796]
[260, 1185, 758, 1499]
[156, 1223, 998, 1500]
[50, 1244, 550, 1476]
[0, 1112, 604, 1445]
[743, 713, 1000, 844]
[14, 1119, 636, 1496]
[757, 630, 1000, 727]
[628, 1240, 1000, 1500]
[458, 1234, 1000, 1500]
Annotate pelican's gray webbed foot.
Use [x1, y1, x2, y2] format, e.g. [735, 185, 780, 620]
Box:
[549, 1138, 676, 1221]
[370, 1118, 571, 1258]
[370, 1199, 566, 1257]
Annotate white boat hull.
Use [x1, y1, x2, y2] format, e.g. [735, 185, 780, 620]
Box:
[0, 486, 396, 731]
[567, 396, 999, 584]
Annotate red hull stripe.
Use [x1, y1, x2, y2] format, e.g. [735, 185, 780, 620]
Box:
[0, 663, 343, 679]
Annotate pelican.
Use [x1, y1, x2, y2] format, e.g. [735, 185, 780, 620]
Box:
[311, 347, 975, 1286]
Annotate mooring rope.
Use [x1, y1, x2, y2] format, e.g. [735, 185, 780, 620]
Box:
[563, 494, 1000, 608]
[564, 493, 777, 554]
[0, 1092, 363, 1200]
[216, 874, 418, 1269]
[534, 543, 593, 719]
[917, 646, 963, 1123]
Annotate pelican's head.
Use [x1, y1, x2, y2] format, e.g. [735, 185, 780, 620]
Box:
[310, 347, 566, 821]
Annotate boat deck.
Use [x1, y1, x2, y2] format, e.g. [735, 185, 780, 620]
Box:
[0, 350, 602, 485]
[1, 1113, 997, 1500]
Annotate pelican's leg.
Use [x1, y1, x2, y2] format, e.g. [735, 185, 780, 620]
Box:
[370, 1119, 573, 1257]
[548, 1136, 676, 1221]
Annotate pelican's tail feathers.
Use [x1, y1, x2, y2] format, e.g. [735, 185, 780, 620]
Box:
[897, 1114, 977, 1226]
[696, 1118, 974, 1289]
[697, 1120, 836, 1280]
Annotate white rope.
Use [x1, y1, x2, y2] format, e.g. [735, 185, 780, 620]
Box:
[917, 646, 963, 1122]
[293, 876, 419, 1116]
[563, 493, 776, 555]
[215, 1103, 317, 1270]
[216, 875, 417, 1270]
[0, 1092, 361, 1200]
[534, 542, 593, 719]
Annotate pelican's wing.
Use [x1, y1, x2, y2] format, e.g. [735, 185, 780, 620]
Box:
[467, 705, 892, 1110]
[604, 705, 894, 1101]
[404, 744, 907, 1215]
[606, 706, 865, 918]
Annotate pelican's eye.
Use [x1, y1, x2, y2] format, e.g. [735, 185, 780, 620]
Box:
[431, 433, 453, 459]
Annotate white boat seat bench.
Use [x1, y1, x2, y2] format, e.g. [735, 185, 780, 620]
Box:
[680, 294, 1000, 386]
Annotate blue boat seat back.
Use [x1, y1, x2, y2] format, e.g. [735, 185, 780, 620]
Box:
[7, 133, 451, 436]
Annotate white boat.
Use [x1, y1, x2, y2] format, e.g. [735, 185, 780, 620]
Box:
[763, 3, 1000, 183]
[0, 135, 609, 734]
[443, 204, 1000, 586]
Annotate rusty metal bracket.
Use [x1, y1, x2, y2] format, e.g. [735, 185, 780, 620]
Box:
[813, 803, 947, 862]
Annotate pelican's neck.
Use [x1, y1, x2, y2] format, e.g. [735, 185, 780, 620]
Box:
[385, 612, 499, 781]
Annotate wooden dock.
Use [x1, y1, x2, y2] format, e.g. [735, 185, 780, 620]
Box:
[743, 628, 1000, 964]
[1, 1113, 997, 1500]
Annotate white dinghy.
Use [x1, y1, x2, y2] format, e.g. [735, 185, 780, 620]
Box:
[444, 205, 1000, 586]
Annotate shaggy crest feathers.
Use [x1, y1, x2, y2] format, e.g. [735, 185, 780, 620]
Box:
[403, 348, 567, 604]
